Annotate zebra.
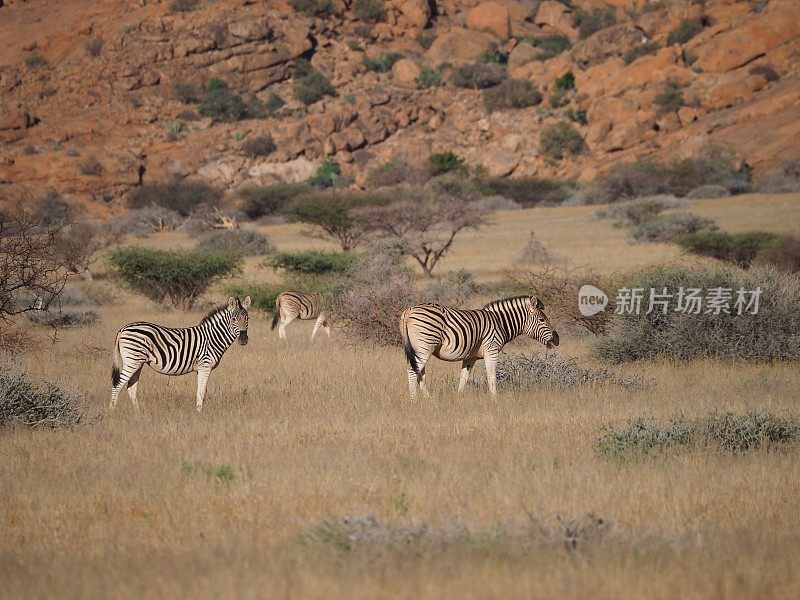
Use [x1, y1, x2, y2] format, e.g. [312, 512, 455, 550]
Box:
[110, 296, 251, 412]
[399, 296, 559, 397]
[271, 291, 330, 341]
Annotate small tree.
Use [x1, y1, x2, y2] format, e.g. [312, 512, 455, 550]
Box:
[354, 197, 487, 276]
[283, 191, 389, 250]
[108, 247, 241, 309]
[54, 222, 114, 280]
[127, 179, 220, 217]
[0, 209, 81, 321]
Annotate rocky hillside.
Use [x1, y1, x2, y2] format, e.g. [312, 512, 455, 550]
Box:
[1, 0, 798, 214]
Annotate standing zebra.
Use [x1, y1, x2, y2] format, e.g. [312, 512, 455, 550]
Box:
[271, 291, 330, 341]
[111, 296, 251, 411]
[400, 296, 558, 397]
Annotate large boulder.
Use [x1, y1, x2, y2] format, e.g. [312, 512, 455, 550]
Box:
[534, 1, 576, 39]
[694, 1, 800, 73]
[466, 2, 511, 40]
[571, 24, 644, 68]
[392, 58, 421, 89]
[508, 42, 538, 69]
[247, 157, 318, 184]
[425, 27, 497, 66]
[396, 0, 431, 30]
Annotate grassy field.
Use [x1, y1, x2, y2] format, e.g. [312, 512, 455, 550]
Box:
[2, 193, 800, 598]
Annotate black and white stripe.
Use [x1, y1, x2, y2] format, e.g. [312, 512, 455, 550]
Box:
[399, 296, 558, 397]
[110, 296, 251, 411]
[271, 290, 329, 341]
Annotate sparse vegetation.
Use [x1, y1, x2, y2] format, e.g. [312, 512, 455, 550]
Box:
[293, 69, 336, 105]
[308, 158, 343, 188]
[623, 41, 659, 65]
[289, 0, 334, 16]
[108, 247, 241, 310]
[483, 79, 542, 112]
[364, 52, 403, 73]
[417, 33, 435, 50]
[354, 0, 385, 22]
[427, 152, 464, 176]
[498, 353, 648, 390]
[85, 38, 104, 58]
[554, 71, 575, 90]
[667, 19, 703, 45]
[173, 81, 200, 104]
[654, 82, 685, 114]
[127, 180, 220, 217]
[630, 212, 716, 242]
[530, 35, 572, 60]
[416, 66, 443, 89]
[169, 0, 199, 13]
[481, 176, 572, 206]
[366, 158, 429, 188]
[573, 7, 617, 39]
[242, 134, 277, 158]
[540, 122, 586, 160]
[199, 79, 247, 122]
[25, 54, 47, 69]
[79, 156, 103, 176]
[238, 183, 309, 219]
[676, 231, 783, 267]
[195, 229, 275, 257]
[451, 62, 506, 89]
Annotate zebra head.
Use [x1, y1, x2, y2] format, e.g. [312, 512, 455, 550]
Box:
[524, 297, 559, 349]
[227, 296, 251, 345]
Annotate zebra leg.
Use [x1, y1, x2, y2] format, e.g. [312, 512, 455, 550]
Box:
[311, 315, 326, 340]
[278, 314, 295, 341]
[419, 368, 431, 398]
[484, 351, 499, 396]
[457, 359, 477, 393]
[407, 367, 418, 398]
[126, 367, 143, 411]
[196, 367, 212, 412]
[110, 360, 144, 409]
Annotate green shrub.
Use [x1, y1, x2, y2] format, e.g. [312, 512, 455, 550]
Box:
[195, 229, 275, 256]
[364, 52, 403, 72]
[265, 92, 286, 113]
[0, 359, 86, 428]
[481, 177, 572, 206]
[654, 82, 684, 114]
[173, 81, 200, 103]
[242, 134, 276, 157]
[355, 0, 385, 22]
[596, 417, 696, 462]
[417, 33, 435, 50]
[199, 79, 247, 122]
[238, 183, 309, 219]
[676, 231, 782, 267]
[667, 19, 702, 45]
[225, 282, 284, 312]
[25, 54, 48, 69]
[289, 0, 334, 16]
[416, 66, 443, 89]
[483, 79, 542, 112]
[476, 42, 508, 65]
[169, 0, 199, 13]
[705, 411, 799, 453]
[754, 236, 800, 273]
[591, 263, 800, 362]
[108, 247, 241, 309]
[127, 180, 220, 217]
[573, 7, 616, 39]
[427, 152, 464, 176]
[366, 159, 429, 188]
[667, 146, 751, 196]
[593, 196, 681, 225]
[549, 88, 569, 108]
[308, 158, 342, 188]
[540, 122, 586, 160]
[623, 41, 659, 65]
[266, 250, 355, 275]
[451, 62, 506, 89]
[294, 70, 336, 105]
[497, 353, 649, 390]
[554, 71, 575, 90]
[630, 212, 716, 242]
[530, 35, 572, 60]
[565, 108, 588, 125]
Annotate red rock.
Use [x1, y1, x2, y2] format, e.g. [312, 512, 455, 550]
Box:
[466, 2, 511, 40]
[391, 58, 421, 89]
[425, 27, 497, 66]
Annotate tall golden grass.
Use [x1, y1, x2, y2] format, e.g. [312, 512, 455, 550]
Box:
[2, 194, 799, 598]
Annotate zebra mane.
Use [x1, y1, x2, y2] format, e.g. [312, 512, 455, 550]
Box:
[199, 304, 232, 324]
[482, 295, 531, 310]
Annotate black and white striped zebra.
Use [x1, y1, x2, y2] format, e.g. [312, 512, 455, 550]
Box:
[110, 296, 251, 411]
[270, 291, 329, 341]
[399, 296, 558, 397]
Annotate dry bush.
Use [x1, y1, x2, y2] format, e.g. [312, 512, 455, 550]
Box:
[31, 191, 74, 228]
[418, 269, 480, 306]
[28, 309, 99, 328]
[592, 263, 800, 363]
[592, 196, 685, 224]
[238, 183, 309, 219]
[497, 353, 650, 390]
[754, 236, 800, 274]
[517, 266, 615, 335]
[480, 176, 572, 206]
[366, 159, 429, 188]
[85, 37, 104, 57]
[540, 122, 586, 160]
[470, 195, 521, 212]
[79, 155, 103, 176]
[483, 79, 542, 112]
[113, 207, 184, 237]
[54, 222, 114, 280]
[128, 179, 220, 218]
[516, 231, 560, 266]
[195, 228, 274, 256]
[451, 62, 506, 89]
[686, 184, 729, 199]
[0, 358, 86, 428]
[180, 205, 241, 236]
[629, 212, 716, 243]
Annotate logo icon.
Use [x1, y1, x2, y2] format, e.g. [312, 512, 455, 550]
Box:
[578, 285, 608, 316]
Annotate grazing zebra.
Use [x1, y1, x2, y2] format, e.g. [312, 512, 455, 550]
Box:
[110, 296, 251, 412]
[271, 291, 330, 341]
[399, 296, 559, 397]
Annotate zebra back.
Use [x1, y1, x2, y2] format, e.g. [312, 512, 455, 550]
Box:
[277, 290, 324, 320]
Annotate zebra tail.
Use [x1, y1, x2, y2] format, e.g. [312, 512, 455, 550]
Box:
[400, 311, 419, 376]
[271, 298, 281, 331]
[111, 333, 122, 387]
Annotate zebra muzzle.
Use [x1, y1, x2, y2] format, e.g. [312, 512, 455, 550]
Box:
[238, 333, 249, 345]
[546, 332, 560, 348]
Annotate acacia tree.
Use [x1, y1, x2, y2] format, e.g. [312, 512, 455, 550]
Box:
[0, 208, 81, 321]
[354, 198, 487, 276]
[283, 190, 390, 251]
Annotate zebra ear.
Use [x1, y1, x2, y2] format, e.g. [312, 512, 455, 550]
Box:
[228, 296, 237, 311]
[241, 296, 251, 309]
[534, 297, 544, 310]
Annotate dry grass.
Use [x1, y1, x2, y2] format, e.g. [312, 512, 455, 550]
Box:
[3, 193, 800, 598]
